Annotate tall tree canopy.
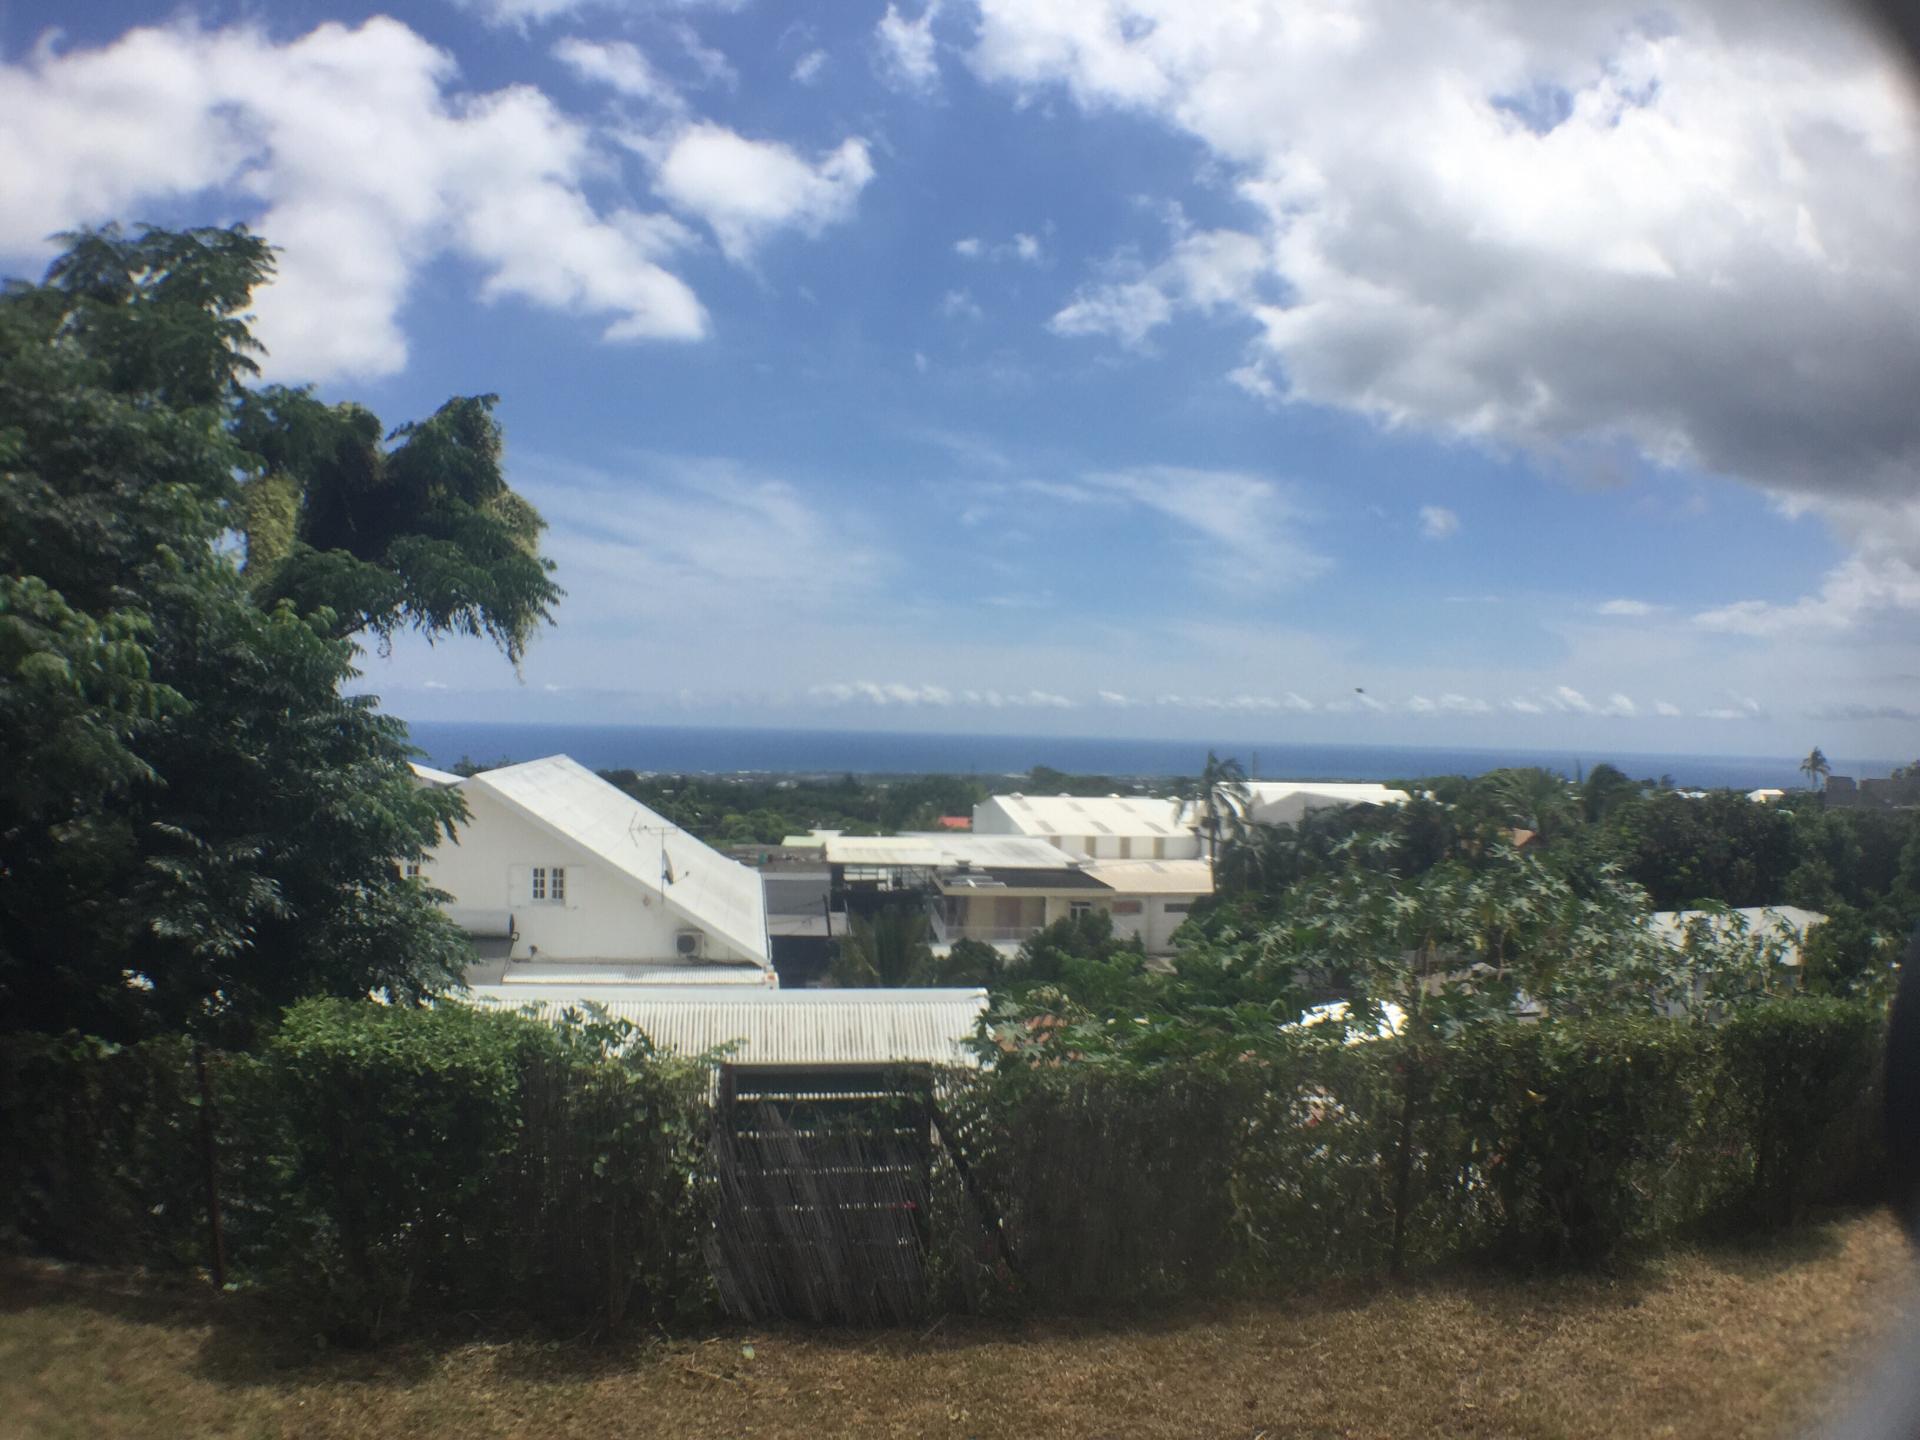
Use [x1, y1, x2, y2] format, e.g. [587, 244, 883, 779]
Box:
[0, 224, 558, 1043]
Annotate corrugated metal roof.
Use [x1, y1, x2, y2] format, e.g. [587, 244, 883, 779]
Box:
[470, 757, 770, 969]
[823, 833, 1081, 870]
[1080, 858, 1215, 895]
[466, 985, 989, 1067]
[980, 794, 1190, 839]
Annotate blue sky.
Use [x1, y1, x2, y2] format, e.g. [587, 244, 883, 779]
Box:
[4, 0, 1919, 760]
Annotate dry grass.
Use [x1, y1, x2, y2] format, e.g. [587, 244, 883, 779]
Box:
[0, 1212, 1911, 1440]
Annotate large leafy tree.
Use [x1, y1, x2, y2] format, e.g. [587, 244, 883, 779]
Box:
[0, 224, 556, 1044]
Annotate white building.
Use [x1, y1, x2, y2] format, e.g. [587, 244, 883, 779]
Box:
[412, 756, 774, 985]
[1237, 781, 1410, 826]
[1648, 905, 1828, 969]
[971, 793, 1200, 860]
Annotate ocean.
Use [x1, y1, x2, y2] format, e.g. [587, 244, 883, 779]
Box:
[401, 720, 1883, 791]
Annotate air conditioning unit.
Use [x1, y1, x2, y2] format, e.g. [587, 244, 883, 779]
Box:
[674, 928, 706, 959]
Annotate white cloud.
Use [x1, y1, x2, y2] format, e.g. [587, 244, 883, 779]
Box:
[0, 19, 709, 381]
[1599, 598, 1658, 617]
[1051, 225, 1266, 349]
[645, 123, 874, 263]
[1439, 693, 1492, 714]
[448, 0, 748, 29]
[1050, 280, 1174, 348]
[973, 0, 1920, 573]
[671, 23, 737, 90]
[1419, 505, 1460, 540]
[956, 231, 1045, 264]
[1552, 685, 1596, 714]
[1506, 697, 1546, 715]
[876, 1, 942, 95]
[792, 48, 828, 84]
[1655, 700, 1683, 716]
[941, 288, 984, 320]
[1078, 466, 1331, 588]
[809, 681, 1075, 710]
[1693, 552, 1920, 636]
[1601, 692, 1639, 717]
[533, 455, 892, 625]
[553, 37, 682, 108]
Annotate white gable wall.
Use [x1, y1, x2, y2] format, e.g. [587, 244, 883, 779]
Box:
[424, 782, 765, 966]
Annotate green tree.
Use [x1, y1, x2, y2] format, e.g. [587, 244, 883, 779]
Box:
[0, 224, 552, 1043]
[1801, 746, 1831, 791]
[831, 906, 988, 987]
[1579, 763, 1639, 824]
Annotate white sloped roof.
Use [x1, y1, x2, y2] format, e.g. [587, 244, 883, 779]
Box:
[467, 985, 989, 1067]
[1239, 782, 1409, 825]
[469, 756, 770, 969]
[981, 794, 1192, 839]
[409, 761, 463, 787]
[1079, 858, 1216, 895]
[824, 833, 1080, 869]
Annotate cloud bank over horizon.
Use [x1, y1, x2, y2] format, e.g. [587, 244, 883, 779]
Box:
[2, 0, 1916, 758]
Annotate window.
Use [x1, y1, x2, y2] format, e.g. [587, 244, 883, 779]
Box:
[404, 861, 421, 880]
[1111, 899, 1144, 916]
[550, 866, 566, 902]
[531, 866, 546, 900]
[531, 865, 567, 902]
[1163, 901, 1192, 915]
[1069, 900, 1093, 918]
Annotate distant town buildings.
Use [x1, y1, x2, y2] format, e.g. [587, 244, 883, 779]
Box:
[1823, 774, 1920, 810]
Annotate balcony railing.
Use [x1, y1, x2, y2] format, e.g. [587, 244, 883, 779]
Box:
[925, 913, 1044, 948]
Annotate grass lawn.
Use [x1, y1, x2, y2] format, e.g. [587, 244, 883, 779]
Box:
[1, 1211, 1910, 1439]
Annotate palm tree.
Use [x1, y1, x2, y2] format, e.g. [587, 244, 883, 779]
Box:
[1176, 750, 1251, 879]
[1800, 747, 1831, 791]
[829, 906, 937, 987]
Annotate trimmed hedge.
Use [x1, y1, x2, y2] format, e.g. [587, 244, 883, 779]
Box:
[0, 996, 1890, 1331]
[1, 1000, 712, 1340]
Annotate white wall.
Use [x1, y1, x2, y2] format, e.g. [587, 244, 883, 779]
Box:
[422, 785, 760, 964]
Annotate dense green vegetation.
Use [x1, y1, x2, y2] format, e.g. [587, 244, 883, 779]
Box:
[0, 995, 1886, 1334]
[0, 225, 556, 1043]
[595, 768, 993, 845]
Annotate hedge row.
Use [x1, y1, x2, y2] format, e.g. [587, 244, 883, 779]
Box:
[932, 997, 1886, 1305]
[0, 996, 1888, 1332]
[0, 999, 712, 1340]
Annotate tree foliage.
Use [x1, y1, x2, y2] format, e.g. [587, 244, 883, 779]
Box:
[0, 224, 556, 1042]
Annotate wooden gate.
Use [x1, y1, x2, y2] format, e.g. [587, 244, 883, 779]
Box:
[704, 1064, 934, 1325]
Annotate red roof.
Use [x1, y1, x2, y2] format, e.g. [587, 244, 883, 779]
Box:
[936, 816, 973, 830]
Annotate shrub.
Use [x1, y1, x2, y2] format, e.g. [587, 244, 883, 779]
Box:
[1433, 1017, 1709, 1267]
[0, 1032, 205, 1266]
[259, 999, 544, 1338]
[1713, 997, 1885, 1226]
